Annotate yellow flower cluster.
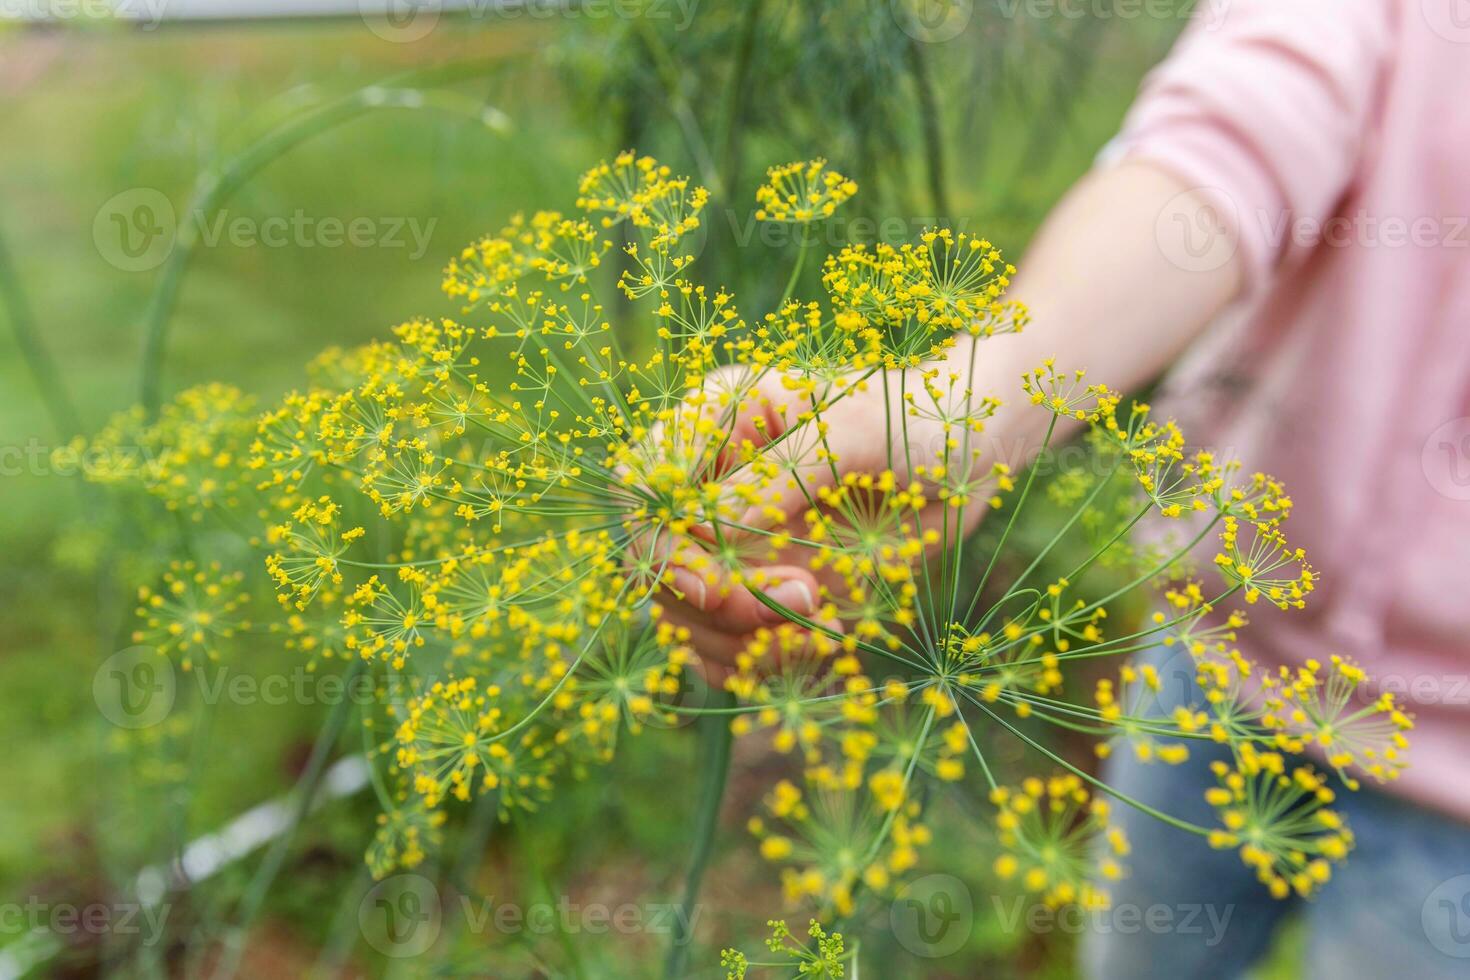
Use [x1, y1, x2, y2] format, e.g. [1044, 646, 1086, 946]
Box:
[132, 560, 250, 669]
[755, 159, 857, 223]
[1204, 745, 1351, 899]
[80, 152, 1407, 950]
[748, 776, 931, 916]
[991, 776, 1127, 910]
[74, 382, 255, 517]
[721, 919, 848, 979]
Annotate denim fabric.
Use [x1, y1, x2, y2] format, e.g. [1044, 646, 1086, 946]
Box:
[1080, 645, 1470, 980]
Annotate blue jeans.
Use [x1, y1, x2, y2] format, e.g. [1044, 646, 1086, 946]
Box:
[1081, 645, 1470, 980]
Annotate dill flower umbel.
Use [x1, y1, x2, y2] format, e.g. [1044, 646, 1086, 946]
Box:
[1204, 745, 1353, 899]
[754, 159, 857, 224]
[80, 150, 1408, 970]
[132, 560, 250, 669]
[991, 776, 1126, 910]
[721, 919, 849, 979]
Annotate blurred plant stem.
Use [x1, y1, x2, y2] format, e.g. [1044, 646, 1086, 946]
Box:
[663, 687, 736, 980]
[719, 0, 767, 203]
[206, 659, 365, 980]
[906, 35, 950, 219]
[779, 223, 815, 307]
[1010, 16, 1110, 185]
[631, 17, 721, 196]
[309, 864, 373, 980]
[0, 223, 82, 438]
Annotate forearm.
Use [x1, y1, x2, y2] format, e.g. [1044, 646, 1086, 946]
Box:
[947, 160, 1245, 463]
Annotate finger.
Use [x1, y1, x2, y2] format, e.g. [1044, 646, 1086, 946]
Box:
[658, 607, 837, 687]
[649, 535, 729, 616]
[700, 564, 820, 636]
[659, 561, 819, 633]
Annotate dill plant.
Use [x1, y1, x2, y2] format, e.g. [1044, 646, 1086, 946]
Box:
[81, 151, 1412, 973]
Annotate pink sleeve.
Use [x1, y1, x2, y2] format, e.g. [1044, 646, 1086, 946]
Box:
[1107, 0, 1396, 293]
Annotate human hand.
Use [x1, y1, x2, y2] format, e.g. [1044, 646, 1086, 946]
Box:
[641, 361, 975, 681]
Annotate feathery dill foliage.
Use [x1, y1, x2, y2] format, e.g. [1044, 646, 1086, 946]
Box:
[81, 151, 1411, 966]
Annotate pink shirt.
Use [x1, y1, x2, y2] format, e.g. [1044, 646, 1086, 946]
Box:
[1109, 0, 1470, 819]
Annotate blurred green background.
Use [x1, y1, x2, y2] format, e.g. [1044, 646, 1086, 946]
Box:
[0, 4, 1262, 977]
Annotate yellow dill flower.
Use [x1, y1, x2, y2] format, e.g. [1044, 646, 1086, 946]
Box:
[1267, 655, 1413, 788]
[1093, 661, 1199, 765]
[755, 159, 856, 223]
[577, 151, 708, 256]
[991, 774, 1124, 909]
[1213, 517, 1315, 609]
[752, 771, 930, 916]
[1204, 745, 1353, 899]
[132, 561, 250, 669]
[365, 800, 446, 880]
[265, 495, 364, 610]
[1021, 360, 1111, 422]
[84, 383, 256, 516]
[722, 919, 847, 980]
[82, 149, 1383, 922]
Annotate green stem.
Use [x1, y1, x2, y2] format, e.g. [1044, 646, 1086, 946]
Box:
[631, 16, 722, 196]
[663, 687, 736, 980]
[0, 223, 82, 437]
[961, 415, 1058, 627]
[1001, 456, 1124, 599]
[208, 659, 365, 980]
[309, 864, 373, 980]
[719, 0, 767, 197]
[778, 223, 813, 308]
[906, 35, 950, 219]
[964, 690, 1211, 836]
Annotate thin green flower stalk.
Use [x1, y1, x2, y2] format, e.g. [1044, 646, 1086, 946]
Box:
[80, 150, 1413, 969]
